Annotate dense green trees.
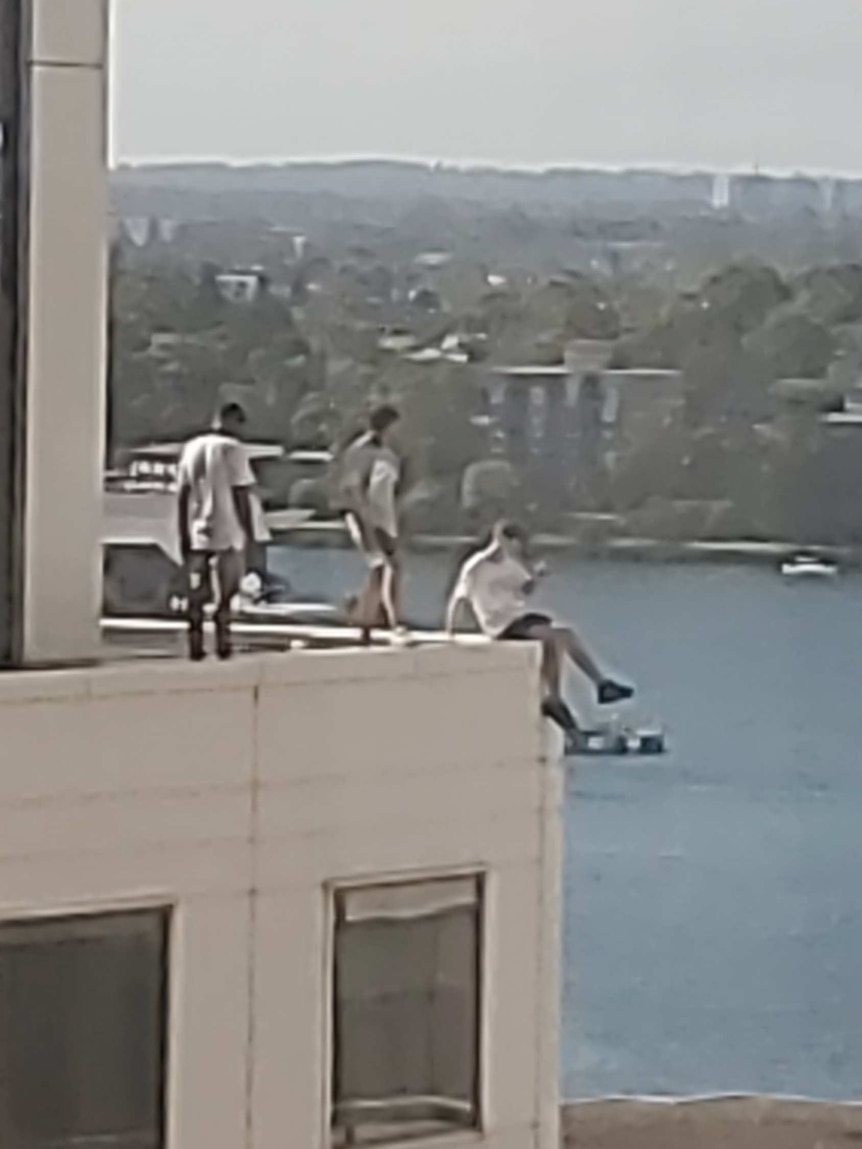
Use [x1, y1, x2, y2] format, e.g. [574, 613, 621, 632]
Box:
[107, 252, 862, 541]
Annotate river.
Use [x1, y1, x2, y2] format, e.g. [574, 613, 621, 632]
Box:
[273, 546, 862, 1101]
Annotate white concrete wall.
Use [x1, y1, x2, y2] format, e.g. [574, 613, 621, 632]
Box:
[24, 0, 109, 662]
[0, 643, 562, 1149]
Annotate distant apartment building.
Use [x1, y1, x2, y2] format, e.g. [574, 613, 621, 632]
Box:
[829, 178, 862, 218]
[484, 359, 684, 474]
[618, 168, 714, 208]
[117, 215, 180, 247]
[216, 268, 269, 304]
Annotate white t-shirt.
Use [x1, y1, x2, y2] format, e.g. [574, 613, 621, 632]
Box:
[178, 432, 256, 553]
[453, 545, 533, 637]
[366, 449, 400, 538]
[337, 432, 376, 509]
[339, 434, 400, 538]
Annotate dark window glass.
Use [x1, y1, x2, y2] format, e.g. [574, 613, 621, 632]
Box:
[332, 877, 482, 1147]
[0, 908, 169, 1149]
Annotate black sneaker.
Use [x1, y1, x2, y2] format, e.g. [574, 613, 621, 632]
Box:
[598, 679, 634, 705]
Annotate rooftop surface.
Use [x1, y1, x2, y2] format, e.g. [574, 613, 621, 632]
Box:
[100, 618, 490, 662]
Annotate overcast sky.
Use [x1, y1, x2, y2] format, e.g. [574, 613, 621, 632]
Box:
[112, 0, 862, 174]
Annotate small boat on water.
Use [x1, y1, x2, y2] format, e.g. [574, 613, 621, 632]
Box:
[567, 724, 667, 758]
[780, 552, 839, 579]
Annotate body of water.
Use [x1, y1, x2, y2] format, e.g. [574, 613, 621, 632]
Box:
[274, 546, 862, 1101]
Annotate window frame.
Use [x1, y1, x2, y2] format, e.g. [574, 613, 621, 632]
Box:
[0, 903, 172, 1149]
[327, 870, 486, 1149]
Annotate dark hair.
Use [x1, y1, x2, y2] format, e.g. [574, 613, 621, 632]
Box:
[219, 401, 247, 423]
[369, 404, 400, 434]
[497, 519, 527, 542]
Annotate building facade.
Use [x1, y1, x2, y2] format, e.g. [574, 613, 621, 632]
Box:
[0, 7, 564, 1148]
[0, 644, 561, 1149]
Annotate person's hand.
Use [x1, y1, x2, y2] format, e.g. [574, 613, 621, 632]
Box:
[534, 560, 548, 578]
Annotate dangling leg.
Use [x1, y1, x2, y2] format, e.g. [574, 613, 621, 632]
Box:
[528, 624, 583, 747]
[539, 630, 562, 698]
[554, 625, 634, 705]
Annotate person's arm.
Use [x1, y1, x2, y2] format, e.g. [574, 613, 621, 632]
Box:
[232, 487, 255, 547]
[341, 450, 376, 541]
[446, 591, 469, 635]
[396, 451, 412, 500]
[446, 571, 475, 635]
[521, 555, 547, 597]
[226, 441, 256, 547]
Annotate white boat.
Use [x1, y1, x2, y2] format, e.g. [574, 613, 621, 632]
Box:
[780, 553, 839, 578]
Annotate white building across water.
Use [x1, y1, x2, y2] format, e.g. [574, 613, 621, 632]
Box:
[0, 4, 563, 1149]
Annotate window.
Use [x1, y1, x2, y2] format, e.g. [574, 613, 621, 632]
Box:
[331, 876, 482, 1147]
[0, 908, 169, 1149]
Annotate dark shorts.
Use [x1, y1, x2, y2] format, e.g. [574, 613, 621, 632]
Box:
[343, 512, 398, 569]
[186, 550, 243, 610]
[498, 612, 553, 641]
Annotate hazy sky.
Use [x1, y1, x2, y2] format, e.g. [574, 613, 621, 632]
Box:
[113, 0, 862, 174]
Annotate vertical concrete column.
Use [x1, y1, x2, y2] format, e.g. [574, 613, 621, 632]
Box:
[535, 754, 564, 1149]
[23, 0, 109, 662]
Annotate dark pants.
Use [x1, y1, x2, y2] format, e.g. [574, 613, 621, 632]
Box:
[186, 550, 243, 659]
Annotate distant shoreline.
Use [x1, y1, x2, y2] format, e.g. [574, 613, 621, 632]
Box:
[274, 522, 861, 569]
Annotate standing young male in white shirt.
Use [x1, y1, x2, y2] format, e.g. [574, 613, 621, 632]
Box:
[336, 404, 405, 641]
[177, 402, 256, 661]
[446, 520, 634, 749]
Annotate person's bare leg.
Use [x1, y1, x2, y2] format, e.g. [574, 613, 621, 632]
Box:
[527, 623, 631, 743]
[526, 624, 579, 693]
[539, 632, 562, 698]
[345, 514, 379, 640]
[530, 629, 581, 742]
[555, 625, 604, 685]
[555, 624, 634, 704]
[358, 566, 384, 642]
[380, 557, 402, 631]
